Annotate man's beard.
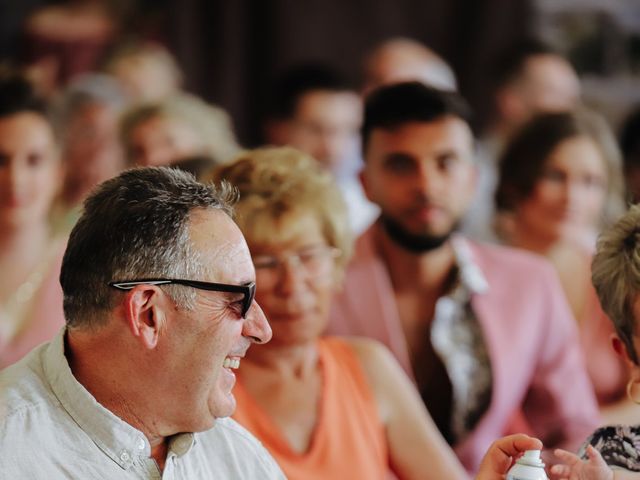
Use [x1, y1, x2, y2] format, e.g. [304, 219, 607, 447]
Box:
[381, 214, 454, 253]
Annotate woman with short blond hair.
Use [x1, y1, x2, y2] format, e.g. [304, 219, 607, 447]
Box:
[212, 147, 467, 479]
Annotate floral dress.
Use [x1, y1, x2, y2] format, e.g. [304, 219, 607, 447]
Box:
[582, 425, 640, 471]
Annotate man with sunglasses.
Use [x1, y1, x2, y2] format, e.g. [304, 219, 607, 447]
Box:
[0, 167, 284, 478]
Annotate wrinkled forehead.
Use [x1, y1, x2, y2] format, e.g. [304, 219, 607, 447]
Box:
[188, 208, 255, 283]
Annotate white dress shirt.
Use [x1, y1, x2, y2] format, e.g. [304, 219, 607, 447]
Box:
[0, 328, 286, 479]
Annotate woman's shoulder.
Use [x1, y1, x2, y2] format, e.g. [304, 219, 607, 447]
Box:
[583, 424, 640, 471]
[322, 336, 402, 423]
[320, 336, 396, 390]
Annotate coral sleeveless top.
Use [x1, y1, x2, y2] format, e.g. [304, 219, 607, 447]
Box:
[232, 337, 389, 479]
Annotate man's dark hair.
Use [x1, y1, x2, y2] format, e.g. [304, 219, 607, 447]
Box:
[492, 38, 559, 90]
[60, 167, 238, 328]
[0, 68, 48, 119]
[361, 81, 472, 153]
[268, 63, 353, 120]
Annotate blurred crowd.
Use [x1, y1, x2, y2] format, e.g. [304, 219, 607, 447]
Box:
[4, 1, 640, 479]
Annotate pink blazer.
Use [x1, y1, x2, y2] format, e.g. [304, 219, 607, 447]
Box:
[327, 225, 601, 473]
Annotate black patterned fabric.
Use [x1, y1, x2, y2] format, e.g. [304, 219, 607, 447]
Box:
[582, 425, 640, 471]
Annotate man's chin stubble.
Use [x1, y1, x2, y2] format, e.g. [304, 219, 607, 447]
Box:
[380, 215, 454, 253]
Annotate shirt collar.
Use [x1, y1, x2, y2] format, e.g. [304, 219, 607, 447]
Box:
[451, 235, 489, 295]
[42, 328, 195, 470]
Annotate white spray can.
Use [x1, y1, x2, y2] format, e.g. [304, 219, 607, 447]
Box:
[506, 450, 548, 480]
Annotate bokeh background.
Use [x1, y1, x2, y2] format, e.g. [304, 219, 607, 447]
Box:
[3, 0, 639, 145]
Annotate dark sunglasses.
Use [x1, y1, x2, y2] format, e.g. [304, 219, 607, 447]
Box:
[108, 279, 256, 318]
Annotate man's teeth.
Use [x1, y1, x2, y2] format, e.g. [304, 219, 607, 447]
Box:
[223, 357, 240, 369]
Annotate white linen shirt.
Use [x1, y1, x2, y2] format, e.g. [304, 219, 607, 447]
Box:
[0, 328, 286, 479]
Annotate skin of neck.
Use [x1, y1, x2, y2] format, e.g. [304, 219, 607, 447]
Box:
[375, 224, 457, 293]
[66, 320, 171, 469]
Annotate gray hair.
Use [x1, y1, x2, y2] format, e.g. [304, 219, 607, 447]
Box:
[60, 167, 238, 329]
[52, 73, 128, 139]
[592, 204, 640, 364]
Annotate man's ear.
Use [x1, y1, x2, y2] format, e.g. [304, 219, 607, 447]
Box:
[122, 285, 167, 350]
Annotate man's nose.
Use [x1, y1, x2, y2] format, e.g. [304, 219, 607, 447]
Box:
[243, 301, 273, 344]
[415, 162, 441, 195]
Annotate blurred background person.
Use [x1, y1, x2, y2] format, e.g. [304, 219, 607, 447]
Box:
[494, 109, 628, 420]
[464, 39, 582, 242]
[488, 39, 581, 147]
[213, 147, 468, 480]
[361, 37, 458, 95]
[265, 63, 378, 234]
[103, 39, 244, 174]
[0, 70, 66, 368]
[168, 154, 221, 181]
[495, 109, 624, 251]
[120, 92, 240, 168]
[21, 0, 129, 97]
[51, 73, 128, 230]
[2, 0, 627, 152]
[101, 40, 183, 103]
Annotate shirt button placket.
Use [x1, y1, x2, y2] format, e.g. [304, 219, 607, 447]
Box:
[119, 449, 132, 467]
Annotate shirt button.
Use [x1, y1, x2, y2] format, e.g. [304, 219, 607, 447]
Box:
[120, 450, 131, 463]
[137, 438, 146, 450]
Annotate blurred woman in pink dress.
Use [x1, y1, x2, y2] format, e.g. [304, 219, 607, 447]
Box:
[0, 71, 66, 368]
[495, 108, 629, 422]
